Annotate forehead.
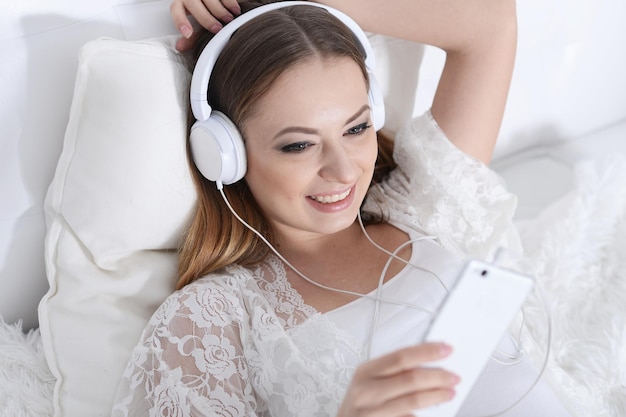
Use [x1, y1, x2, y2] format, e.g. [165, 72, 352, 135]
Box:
[244, 56, 369, 131]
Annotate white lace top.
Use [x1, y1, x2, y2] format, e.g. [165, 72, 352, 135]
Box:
[111, 111, 569, 417]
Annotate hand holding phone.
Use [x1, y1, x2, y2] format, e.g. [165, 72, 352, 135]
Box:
[416, 260, 534, 417]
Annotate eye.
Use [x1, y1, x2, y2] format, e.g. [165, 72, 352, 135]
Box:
[280, 141, 313, 153]
[345, 122, 372, 136]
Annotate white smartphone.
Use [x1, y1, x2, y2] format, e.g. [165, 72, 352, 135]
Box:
[415, 259, 534, 417]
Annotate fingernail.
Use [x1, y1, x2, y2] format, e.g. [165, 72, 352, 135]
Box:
[448, 389, 456, 399]
[210, 23, 223, 33]
[450, 374, 461, 385]
[229, 5, 241, 15]
[440, 344, 453, 356]
[179, 24, 193, 39]
[222, 14, 234, 24]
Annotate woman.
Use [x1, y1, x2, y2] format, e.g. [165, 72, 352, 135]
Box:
[113, 0, 572, 416]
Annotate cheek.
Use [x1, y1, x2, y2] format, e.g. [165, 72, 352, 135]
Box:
[244, 159, 275, 199]
[362, 134, 380, 175]
[245, 156, 301, 205]
[371, 137, 380, 163]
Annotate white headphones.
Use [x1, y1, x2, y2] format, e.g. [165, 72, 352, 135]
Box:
[189, 1, 385, 187]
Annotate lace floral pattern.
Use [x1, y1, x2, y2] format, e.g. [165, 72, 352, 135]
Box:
[364, 110, 521, 261]
[112, 259, 366, 417]
[112, 111, 519, 417]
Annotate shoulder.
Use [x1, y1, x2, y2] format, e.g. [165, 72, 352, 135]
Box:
[366, 111, 521, 259]
[147, 266, 256, 331]
[388, 110, 499, 186]
[393, 110, 472, 162]
[182, 263, 258, 296]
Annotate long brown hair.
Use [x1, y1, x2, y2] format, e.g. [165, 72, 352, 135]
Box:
[177, 2, 396, 289]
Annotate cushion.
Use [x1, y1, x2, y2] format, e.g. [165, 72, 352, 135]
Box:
[39, 36, 196, 416]
[38, 33, 424, 417]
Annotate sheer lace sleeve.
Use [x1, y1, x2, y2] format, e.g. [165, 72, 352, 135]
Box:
[112, 260, 364, 417]
[112, 274, 262, 417]
[364, 110, 521, 260]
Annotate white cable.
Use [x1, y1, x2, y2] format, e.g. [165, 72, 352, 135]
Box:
[490, 310, 527, 365]
[355, 211, 448, 359]
[357, 212, 449, 292]
[365, 236, 426, 359]
[360, 212, 552, 415]
[479, 278, 553, 417]
[218, 188, 434, 311]
[218, 187, 552, 415]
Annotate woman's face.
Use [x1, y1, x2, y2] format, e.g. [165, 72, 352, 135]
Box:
[242, 57, 378, 243]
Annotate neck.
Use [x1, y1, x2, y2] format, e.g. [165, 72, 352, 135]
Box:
[273, 220, 364, 265]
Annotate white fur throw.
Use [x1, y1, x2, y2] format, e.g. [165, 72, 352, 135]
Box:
[517, 156, 626, 417]
[0, 319, 54, 417]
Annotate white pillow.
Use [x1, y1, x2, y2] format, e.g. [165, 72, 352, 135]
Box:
[39, 36, 196, 417]
[37, 34, 423, 417]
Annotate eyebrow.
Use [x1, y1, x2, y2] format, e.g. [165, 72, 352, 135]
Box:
[272, 104, 370, 141]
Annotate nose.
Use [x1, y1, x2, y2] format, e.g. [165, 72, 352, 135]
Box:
[318, 141, 359, 184]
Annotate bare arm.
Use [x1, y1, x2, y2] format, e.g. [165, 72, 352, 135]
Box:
[171, 0, 516, 165]
[320, 0, 517, 165]
[170, 0, 516, 163]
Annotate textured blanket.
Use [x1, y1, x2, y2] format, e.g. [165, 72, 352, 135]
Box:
[0, 320, 54, 417]
[517, 156, 626, 417]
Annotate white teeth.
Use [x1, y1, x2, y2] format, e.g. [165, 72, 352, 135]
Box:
[310, 189, 351, 204]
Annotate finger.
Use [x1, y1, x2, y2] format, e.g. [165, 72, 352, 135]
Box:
[172, 0, 227, 34]
[373, 387, 456, 417]
[175, 31, 200, 52]
[351, 367, 458, 410]
[360, 343, 452, 379]
[170, 0, 194, 38]
[376, 367, 460, 405]
[199, 0, 235, 27]
[219, 0, 241, 16]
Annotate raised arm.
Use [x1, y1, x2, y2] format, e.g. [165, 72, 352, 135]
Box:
[171, 0, 517, 164]
[323, 0, 517, 165]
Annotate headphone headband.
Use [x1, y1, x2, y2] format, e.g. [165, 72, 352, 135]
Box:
[190, 1, 380, 122]
[189, 1, 385, 187]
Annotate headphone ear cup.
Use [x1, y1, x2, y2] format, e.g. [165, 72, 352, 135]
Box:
[189, 111, 247, 185]
[367, 71, 385, 131]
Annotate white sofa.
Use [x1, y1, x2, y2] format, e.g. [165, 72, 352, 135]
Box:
[1, 0, 625, 416]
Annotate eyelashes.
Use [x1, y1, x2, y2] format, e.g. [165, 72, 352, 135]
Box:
[345, 122, 372, 136]
[279, 122, 372, 154]
[280, 142, 312, 153]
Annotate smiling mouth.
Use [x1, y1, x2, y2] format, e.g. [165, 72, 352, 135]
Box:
[308, 188, 352, 204]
